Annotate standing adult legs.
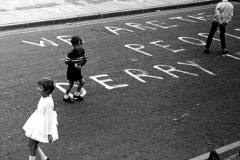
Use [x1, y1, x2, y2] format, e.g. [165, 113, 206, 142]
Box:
[205, 22, 219, 50]
[219, 25, 226, 50]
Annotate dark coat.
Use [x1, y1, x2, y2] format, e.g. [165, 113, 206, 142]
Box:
[65, 48, 87, 81]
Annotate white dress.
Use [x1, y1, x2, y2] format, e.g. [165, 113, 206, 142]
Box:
[23, 95, 58, 143]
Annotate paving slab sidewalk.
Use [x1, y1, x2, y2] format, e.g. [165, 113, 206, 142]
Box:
[0, 0, 215, 30]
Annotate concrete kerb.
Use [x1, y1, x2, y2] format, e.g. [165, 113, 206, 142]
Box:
[0, 0, 215, 31]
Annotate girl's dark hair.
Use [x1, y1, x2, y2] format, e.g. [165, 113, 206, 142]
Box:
[38, 78, 55, 94]
[71, 36, 82, 45]
[208, 150, 220, 160]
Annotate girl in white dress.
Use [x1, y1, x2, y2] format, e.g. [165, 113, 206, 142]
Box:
[23, 78, 58, 160]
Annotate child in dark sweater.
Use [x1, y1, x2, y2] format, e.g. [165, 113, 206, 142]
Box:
[63, 36, 87, 103]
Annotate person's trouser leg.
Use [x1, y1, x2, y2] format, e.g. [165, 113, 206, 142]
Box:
[219, 24, 226, 49]
[205, 22, 219, 49]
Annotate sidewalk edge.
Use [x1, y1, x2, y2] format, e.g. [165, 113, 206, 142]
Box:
[0, 0, 214, 31]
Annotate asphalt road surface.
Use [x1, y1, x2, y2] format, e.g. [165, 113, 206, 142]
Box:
[0, 3, 240, 160]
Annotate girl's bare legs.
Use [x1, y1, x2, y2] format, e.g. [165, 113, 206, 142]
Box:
[37, 147, 48, 160]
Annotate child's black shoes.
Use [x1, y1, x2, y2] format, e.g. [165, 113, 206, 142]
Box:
[63, 95, 84, 103]
[63, 97, 74, 103]
[73, 95, 84, 101]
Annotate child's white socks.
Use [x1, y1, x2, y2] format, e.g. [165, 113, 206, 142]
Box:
[74, 91, 80, 96]
[64, 94, 69, 99]
[29, 156, 36, 160]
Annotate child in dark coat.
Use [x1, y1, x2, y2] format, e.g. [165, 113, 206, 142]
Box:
[63, 36, 87, 103]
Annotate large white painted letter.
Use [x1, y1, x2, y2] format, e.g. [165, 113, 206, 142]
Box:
[177, 61, 216, 75]
[124, 69, 163, 83]
[154, 65, 198, 78]
[146, 21, 178, 29]
[105, 26, 134, 35]
[224, 33, 240, 40]
[198, 33, 220, 41]
[89, 74, 128, 90]
[169, 16, 197, 22]
[178, 37, 205, 45]
[22, 38, 59, 47]
[125, 23, 157, 30]
[224, 54, 240, 61]
[57, 35, 72, 45]
[125, 44, 152, 56]
[150, 40, 185, 53]
[187, 15, 207, 21]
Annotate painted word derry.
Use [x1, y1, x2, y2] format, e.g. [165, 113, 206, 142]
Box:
[89, 61, 215, 90]
[21, 13, 240, 91]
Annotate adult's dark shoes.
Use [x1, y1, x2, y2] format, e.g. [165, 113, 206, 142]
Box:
[204, 48, 210, 53]
[222, 48, 228, 54]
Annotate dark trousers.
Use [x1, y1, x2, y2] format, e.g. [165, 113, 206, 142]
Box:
[205, 22, 226, 50]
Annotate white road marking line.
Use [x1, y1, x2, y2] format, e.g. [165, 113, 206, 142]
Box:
[234, 52, 240, 56]
[189, 140, 240, 160]
[224, 54, 240, 60]
[0, 6, 215, 37]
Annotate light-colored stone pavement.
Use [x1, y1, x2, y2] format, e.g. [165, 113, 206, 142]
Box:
[0, 0, 214, 30]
